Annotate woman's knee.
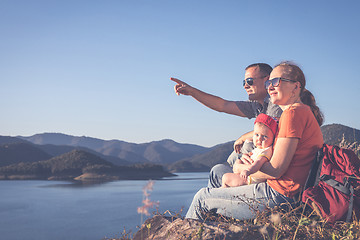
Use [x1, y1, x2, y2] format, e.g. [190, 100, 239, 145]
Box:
[194, 187, 208, 200]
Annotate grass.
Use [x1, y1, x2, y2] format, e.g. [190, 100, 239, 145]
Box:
[238, 203, 360, 240]
[339, 138, 360, 158]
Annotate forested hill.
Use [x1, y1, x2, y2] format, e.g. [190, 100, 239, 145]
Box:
[0, 142, 52, 167]
[0, 149, 174, 181]
[321, 123, 360, 145]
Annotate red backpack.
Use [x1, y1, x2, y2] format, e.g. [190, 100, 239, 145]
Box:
[302, 144, 360, 223]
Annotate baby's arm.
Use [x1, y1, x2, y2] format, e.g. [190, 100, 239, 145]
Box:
[241, 156, 269, 177]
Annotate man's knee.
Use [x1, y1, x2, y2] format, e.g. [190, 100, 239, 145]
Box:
[210, 163, 229, 174]
[226, 151, 239, 167]
[209, 163, 232, 180]
[208, 163, 232, 188]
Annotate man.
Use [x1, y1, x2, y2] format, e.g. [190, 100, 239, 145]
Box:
[171, 63, 282, 188]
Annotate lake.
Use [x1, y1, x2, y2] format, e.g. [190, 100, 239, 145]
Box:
[0, 172, 209, 240]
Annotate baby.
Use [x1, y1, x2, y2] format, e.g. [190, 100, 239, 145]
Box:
[222, 113, 278, 187]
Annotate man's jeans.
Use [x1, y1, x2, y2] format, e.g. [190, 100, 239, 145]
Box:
[185, 182, 294, 220]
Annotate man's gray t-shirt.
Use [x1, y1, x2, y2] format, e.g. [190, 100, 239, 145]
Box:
[235, 97, 282, 119]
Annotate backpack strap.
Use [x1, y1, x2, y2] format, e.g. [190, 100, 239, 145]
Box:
[319, 174, 355, 222]
[347, 184, 354, 222]
[319, 174, 352, 195]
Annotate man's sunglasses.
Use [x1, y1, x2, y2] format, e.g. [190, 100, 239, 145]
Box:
[265, 77, 297, 89]
[243, 76, 267, 86]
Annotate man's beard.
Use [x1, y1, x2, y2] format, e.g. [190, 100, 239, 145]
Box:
[248, 93, 256, 101]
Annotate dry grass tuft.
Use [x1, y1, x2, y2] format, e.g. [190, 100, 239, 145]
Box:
[339, 135, 360, 158]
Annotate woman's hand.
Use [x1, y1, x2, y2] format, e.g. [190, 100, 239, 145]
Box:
[239, 153, 254, 165]
[240, 170, 249, 180]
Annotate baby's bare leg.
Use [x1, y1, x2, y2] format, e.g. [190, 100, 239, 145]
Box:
[221, 172, 247, 188]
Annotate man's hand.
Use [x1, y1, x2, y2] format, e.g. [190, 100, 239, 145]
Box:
[170, 77, 192, 96]
[233, 138, 244, 154]
[233, 131, 254, 153]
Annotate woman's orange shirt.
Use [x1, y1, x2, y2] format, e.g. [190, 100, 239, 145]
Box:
[267, 104, 324, 198]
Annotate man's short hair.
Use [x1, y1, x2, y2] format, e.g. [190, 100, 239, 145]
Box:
[245, 63, 273, 76]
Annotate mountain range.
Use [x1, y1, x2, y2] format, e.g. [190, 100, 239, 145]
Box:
[0, 123, 358, 176]
[18, 133, 211, 165]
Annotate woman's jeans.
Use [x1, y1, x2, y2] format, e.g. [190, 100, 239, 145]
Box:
[193, 143, 293, 221]
[185, 182, 294, 220]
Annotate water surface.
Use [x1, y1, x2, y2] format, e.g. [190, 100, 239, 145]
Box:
[0, 172, 208, 240]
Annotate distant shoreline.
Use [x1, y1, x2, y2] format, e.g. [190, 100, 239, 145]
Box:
[0, 171, 177, 182]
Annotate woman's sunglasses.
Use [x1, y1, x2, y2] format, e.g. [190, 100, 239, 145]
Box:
[243, 76, 267, 86]
[265, 77, 297, 89]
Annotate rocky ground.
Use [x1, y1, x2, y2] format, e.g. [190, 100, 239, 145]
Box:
[132, 215, 265, 240]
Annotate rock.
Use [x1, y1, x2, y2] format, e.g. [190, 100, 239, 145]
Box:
[74, 173, 118, 181]
[133, 215, 264, 240]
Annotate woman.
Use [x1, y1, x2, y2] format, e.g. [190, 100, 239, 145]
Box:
[185, 62, 324, 220]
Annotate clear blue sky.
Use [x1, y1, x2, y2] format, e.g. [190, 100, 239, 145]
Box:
[1, 0, 359, 147]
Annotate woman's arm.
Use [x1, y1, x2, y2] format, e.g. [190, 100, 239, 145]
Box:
[248, 137, 299, 181]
